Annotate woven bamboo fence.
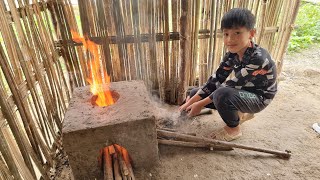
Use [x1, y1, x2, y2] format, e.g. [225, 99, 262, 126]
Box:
[0, 0, 300, 179]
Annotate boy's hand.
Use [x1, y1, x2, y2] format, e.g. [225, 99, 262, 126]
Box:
[186, 102, 202, 117]
[179, 101, 191, 112]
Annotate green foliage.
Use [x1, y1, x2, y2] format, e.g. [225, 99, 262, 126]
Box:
[288, 2, 320, 52]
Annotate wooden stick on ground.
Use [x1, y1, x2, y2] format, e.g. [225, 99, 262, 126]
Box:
[158, 139, 233, 151]
[157, 127, 197, 136]
[157, 129, 291, 159]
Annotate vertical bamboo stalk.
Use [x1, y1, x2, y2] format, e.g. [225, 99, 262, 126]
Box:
[276, 0, 300, 75]
[257, 0, 267, 44]
[212, 0, 221, 74]
[112, 0, 127, 81]
[131, 0, 146, 81]
[170, 0, 179, 104]
[190, 0, 201, 86]
[148, 0, 158, 90]
[207, 0, 216, 75]
[177, 0, 192, 104]
[273, 0, 290, 60]
[163, 0, 170, 101]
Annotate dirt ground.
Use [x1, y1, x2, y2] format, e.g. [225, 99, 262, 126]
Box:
[52, 46, 320, 180]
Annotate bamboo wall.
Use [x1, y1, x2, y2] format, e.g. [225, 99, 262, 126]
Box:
[0, 0, 300, 179]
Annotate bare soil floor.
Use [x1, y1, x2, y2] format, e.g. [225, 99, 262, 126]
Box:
[53, 46, 320, 180]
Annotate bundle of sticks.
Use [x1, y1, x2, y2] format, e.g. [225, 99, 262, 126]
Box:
[157, 128, 291, 159]
[101, 144, 135, 180]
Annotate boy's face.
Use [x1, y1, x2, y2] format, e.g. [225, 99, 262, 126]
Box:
[223, 27, 255, 55]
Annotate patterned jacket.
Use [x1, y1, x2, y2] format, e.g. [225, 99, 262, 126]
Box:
[198, 42, 277, 105]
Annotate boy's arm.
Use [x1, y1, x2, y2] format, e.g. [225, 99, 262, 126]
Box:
[198, 53, 234, 98]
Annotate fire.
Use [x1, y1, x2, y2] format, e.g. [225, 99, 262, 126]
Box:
[71, 31, 114, 107]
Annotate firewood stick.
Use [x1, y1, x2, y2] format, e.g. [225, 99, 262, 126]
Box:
[122, 148, 136, 180]
[114, 145, 130, 177]
[158, 127, 176, 132]
[109, 145, 116, 154]
[158, 139, 234, 151]
[157, 128, 196, 136]
[104, 147, 114, 180]
[157, 129, 291, 159]
[112, 152, 122, 180]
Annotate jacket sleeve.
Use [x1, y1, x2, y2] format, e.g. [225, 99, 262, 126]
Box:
[198, 53, 234, 99]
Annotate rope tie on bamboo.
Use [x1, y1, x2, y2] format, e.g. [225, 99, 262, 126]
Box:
[179, 33, 187, 40]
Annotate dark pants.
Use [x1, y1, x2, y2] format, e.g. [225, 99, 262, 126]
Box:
[189, 87, 267, 127]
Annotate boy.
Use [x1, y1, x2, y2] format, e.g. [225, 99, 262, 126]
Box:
[179, 8, 277, 141]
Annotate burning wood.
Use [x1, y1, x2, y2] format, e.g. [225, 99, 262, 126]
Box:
[103, 147, 113, 180]
[101, 145, 136, 180]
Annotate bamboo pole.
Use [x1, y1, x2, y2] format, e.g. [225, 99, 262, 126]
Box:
[169, 0, 179, 104]
[6, 0, 53, 166]
[0, 127, 23, 180]
[163, 0, 170, 101]
[189, 0, 201, 86]
[0, 69, 48, 179]
[131, 0, 146, 81]
[27, 0, 66, 138]
[148, 0, 158, 91]
[0, 157, 14, 180]
[276, 0, 300, 75]
[257, 0, 267, 44]
[112, 0, 128, 81]
[207, 0, 216, 76]
[177, 0, 192, 104]
[0, 4, 43, 177]
[2, 126, 35, 180]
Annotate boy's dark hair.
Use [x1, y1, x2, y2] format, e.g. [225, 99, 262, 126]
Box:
[221, 8, 256, 30]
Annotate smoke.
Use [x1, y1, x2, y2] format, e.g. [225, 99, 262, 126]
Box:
[150, 94, 181, 128]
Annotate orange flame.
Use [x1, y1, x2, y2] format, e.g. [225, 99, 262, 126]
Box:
[71, 31, 114, 107]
